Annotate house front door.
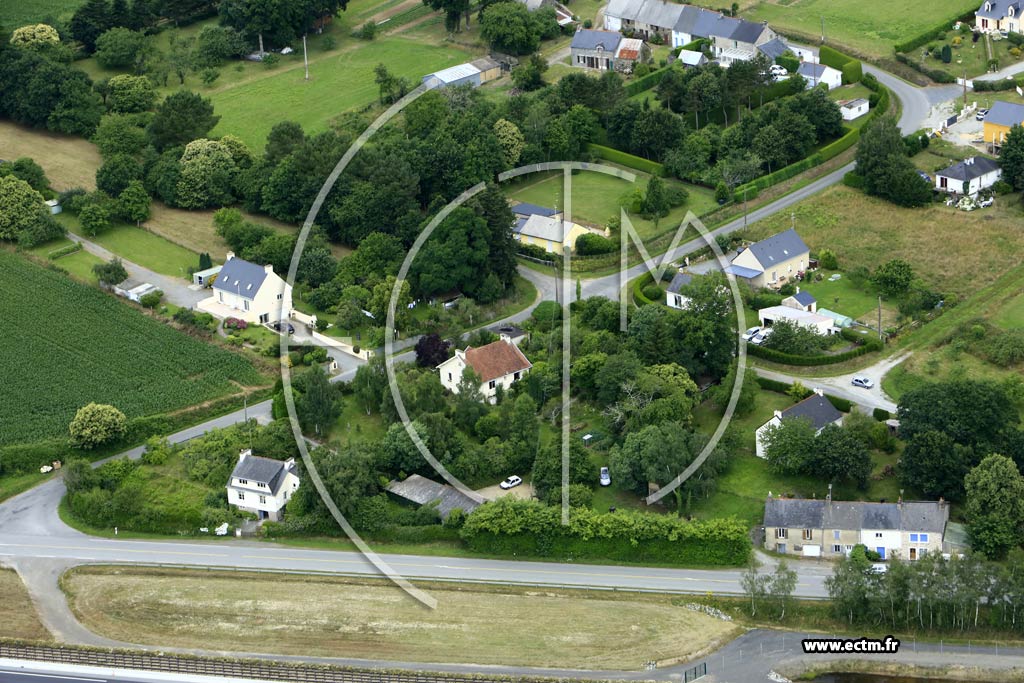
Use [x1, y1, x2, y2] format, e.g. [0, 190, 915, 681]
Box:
[909, 547, 917, 560]
[876, 546, 886, 559]
[777, 543, 786, 554]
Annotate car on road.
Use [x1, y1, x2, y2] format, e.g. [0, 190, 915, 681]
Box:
[499, 475, 522, 490]
[741, 326, 762, 342]
[976, 108, 989, 121]
[851, 376, 874, 389]
[870, 563, 888, 574]
[600, 467, 611, 487]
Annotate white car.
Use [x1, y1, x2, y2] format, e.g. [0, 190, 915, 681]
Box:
[869, 563, 888, 574]
[742, 326, 762, 342]
[769, 64, 788, 77]
[499, 475, 522, 490]
[600, 467, 611, 487]
[851, 376, 874, 389]
[751, 328, 773, 345]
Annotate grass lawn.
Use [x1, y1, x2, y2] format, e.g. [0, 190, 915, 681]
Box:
[692, 389, 903, 525]
[505, 169, 718, 240]
[0, 250, 268, 445]
[743, 185, 1024, 301]
[0, 568, 51, 642]
[798, 270, 897, 325]
[712, 0, 981, 60]
[908, 30, 1024, 79]
[25, 237, 106, 282]
[60, 213, 200, 279]
[64, 566, 740, 668]
[0, 0, 81, 28]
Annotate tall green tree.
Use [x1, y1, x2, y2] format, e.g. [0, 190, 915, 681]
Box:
[1000, 124, 1024, 190]
[147, 90, 220, 151]
[965, 454, 1024, 559]
[297, 365, 342, 436]
[0, 176, 46, 242]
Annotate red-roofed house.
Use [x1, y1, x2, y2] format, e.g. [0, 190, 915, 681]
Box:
[437, 338, 532, 402]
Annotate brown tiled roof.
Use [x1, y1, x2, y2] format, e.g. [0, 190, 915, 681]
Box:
[464, 340, 532, 383]
[618, 47, 640, 60]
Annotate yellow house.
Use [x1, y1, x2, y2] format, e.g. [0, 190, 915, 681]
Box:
[514, 214, 592, 252]
[725, 227, 809, 289]
[984, 100, 1024, 145]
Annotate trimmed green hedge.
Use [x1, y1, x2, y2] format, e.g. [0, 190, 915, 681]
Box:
[974, 77, 1021, 92]
[633, 274, 657, 305]
[873, 407, 891, 421]
[755, 376, 791, 393]
[47, 243, 82, 260]
[588, 143, 666, 176]
[841, 60, 863, 85]
[460, 498, 751, 566]
[819, 45, 862, 85]
[894, 53, 957, 83]
[776, 54, 799, 73]
[623, 66, 671, 96]
[893, 9, 977, 54]
[747, 341, 877, 366]
[826, 394, 852, 412]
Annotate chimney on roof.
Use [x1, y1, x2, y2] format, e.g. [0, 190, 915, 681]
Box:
[264, 264, 273, 274]
[826, 483, 832, 505]
[773, 409, 783, 419]
[284, 457, 296, 471]
[238, 448, 252, 462]
[226, 251, 235, 261]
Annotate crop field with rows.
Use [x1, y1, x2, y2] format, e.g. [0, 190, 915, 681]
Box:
[0, 252, 268, 446]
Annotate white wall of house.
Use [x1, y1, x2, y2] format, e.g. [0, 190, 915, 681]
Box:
[901, 530, 942, 559]
[754, 415, 781, 459]
[604, 14, 622, 31]
[212, 269, 293, 324]
[227, 469, 299, 522]
[860, 529, 902, 560]
[437, 351, 528, 401]
[732, 248, 807, 288]
[935, 169, 1002, 196]
[841, 101, 869, 120]
[671, 30, 693, 47]
[666, 291, 691, 310]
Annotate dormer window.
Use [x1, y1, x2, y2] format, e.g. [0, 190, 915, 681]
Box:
[1011, 5, 1016, 16]
[985, 1, 992, 10]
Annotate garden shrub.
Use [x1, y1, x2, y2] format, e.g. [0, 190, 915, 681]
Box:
[873, 407, 891, 421]
[575, 233, 616, 255]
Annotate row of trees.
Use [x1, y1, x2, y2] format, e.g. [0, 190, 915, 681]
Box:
[827, 545, 1024, 634]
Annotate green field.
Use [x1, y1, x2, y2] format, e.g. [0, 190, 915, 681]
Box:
[719, 0, 980, 59]
[505, 170, 718, 241]
[208, 37, 471, 148]
[0, 0, 81, 31]
[0, 251, 268, 445]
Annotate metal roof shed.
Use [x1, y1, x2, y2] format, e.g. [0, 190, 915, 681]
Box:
[422, 63, 482, 89]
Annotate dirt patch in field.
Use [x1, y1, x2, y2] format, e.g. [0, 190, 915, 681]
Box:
[0, 121, 102, 191]
[64, 566, 739, 669]
[0, 567, 52, 641]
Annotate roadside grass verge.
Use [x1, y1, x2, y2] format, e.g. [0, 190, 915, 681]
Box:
[0, 568, 51, 642]
[62, 566, 740, 669]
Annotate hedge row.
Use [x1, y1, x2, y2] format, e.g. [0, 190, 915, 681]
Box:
[747, 341, 877, 366]
[894, 53, 957, 83]
[893, 8, 977, 54]
[974, 77, 1021, 91]
[623, 66, 671, 96]
[47, 243, 82, 259]
[460, 498, 751, 565]
[819, 45, 863, 85]
[587, 143, 666, 176]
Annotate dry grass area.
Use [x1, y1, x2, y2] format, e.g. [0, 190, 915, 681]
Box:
[64, 567, 738, 669]
[745, 185, 1024, 300]
[0, 567, 51, 642]
[0, 121, 102, 191]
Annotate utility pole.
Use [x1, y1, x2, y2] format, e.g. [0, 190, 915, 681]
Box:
[820, 16, 825, 44]
[878, 296, 883, 341]
[743, 186, 748, 228]
[963, 69, 968, 108]
[303, 35, 310, 81]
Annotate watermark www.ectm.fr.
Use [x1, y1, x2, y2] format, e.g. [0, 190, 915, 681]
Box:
[801, 636, 901, 655]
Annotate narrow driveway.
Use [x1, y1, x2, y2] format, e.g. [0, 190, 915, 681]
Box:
[66, 233, 205, 308]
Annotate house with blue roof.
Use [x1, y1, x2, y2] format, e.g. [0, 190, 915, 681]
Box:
[726, 228, 810, 289]
[782, 288, 817, 313]
[797, 61, 842, 90]
[198, 251, 293, 325]
[570, 29, 622, 71]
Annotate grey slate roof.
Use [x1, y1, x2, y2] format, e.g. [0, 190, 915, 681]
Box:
[386, 474, 484, 519]
[213, 256, 268, 296]
[672, 4, 708, 35]
[511, 201, 560, 217]
[757, 37, 789, 59]
[745, 228, 809, 268]
[798, 62, 834, 80]
[667, 271, 693, 294]
[937, 156, 1001, 182]
[570, 29, 622, 51]
[791, 290, 816, 306]
[766, 498, 950, 533]
[633, 0, 684, 29]
[230, 454, 291, 495]
[977, 0, 1022, 19]
[728, 19, 766, 43]
[985, 100, 1024, 128]
[780, 392, 843, 431]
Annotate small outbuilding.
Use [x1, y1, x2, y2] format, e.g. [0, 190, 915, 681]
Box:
[838, 98, 869, 121]
[797, 62, 842, 90]
[386, 474, 484, 520]
[934, 156, 1002, 197]
[113, 278, 158, 303]
[422, 62, 482, 90]
[192, 264, 223, 288]
[44, 199, 62, 215]
[471, 57, 503, 83]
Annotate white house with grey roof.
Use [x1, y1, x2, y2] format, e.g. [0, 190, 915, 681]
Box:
[666, 271, 693, 310]
[976, 0, 1023, 33]
[198, 252, 292, 325]
[227, 449, 300, 522]
[755, 389, 843, 459]
[797, 62, 842, 90]
[726, 228, 810, 289]
[782, 288, 817, 313]
[935, 156, 1002, 196]
[764, 495, 950, 560]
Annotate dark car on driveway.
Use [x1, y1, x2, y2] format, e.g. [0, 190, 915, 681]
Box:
[271, 321, 295, 334]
